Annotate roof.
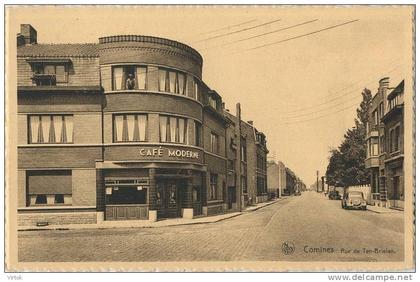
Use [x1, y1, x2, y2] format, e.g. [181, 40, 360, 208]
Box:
[387, 80, 404, 101]
[17, 43, 99, 58]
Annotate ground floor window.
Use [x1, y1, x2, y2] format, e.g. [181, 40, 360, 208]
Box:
[106, 186, 148, 205]
[26, 170, 72, 206]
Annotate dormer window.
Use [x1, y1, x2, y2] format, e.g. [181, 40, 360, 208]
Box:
[209, 96, 217, 109]
[31, 63, 68, 86]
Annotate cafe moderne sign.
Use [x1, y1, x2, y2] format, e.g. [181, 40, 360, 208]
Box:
[139, 146, 202, 161]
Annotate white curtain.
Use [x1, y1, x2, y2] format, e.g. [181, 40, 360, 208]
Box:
[159, 116, 167, 142]
[178, 73, 186, 95]
[113, 67, 123, 90]
[158, 70, 166, 92]
[138, 115, 147, 141]
[126, 115, 135, 141]
[178, 118, 185, 144]
[114, 115, 123, 142]
[169, 117, 177, 142]
[53, 116, 63, 143]
[64, 116, 73, 142]
[169, 71, 176, 93]
[136, 67, 147, 90]
[41, 116, 50, 143]
[29, 116, 39, 143]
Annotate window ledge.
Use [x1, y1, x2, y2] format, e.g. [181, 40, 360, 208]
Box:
[207, 200, 224, 204]
[104, 90, 202, 105]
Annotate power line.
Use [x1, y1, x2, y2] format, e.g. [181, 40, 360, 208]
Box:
[196, 19, 257, 36]
[275, 63, 403, 115]
[193, 18, 283, 44]
[249, 19, 359, 51]
[199, 19, 319, 51]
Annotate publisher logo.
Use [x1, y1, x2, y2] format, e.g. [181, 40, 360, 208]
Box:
[282, 241, 295, 255]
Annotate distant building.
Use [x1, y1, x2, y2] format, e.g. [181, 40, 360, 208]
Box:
[365, 77, 404, 210]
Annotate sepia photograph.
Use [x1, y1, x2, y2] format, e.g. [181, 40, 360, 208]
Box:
[4, 3, 415, 274]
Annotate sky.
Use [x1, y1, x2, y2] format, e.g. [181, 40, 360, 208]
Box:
[7, 5, 413, 185]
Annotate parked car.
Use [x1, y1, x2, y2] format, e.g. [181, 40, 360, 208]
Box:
[328, 191, 341, 200]
[294, 190, 301, 196]
[341, 191, 367, 210]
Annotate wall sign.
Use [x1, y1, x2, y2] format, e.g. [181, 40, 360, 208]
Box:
[139, 146, 200, 160]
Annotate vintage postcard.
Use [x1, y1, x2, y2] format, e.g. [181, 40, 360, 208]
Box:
[4, 4, 415, 273]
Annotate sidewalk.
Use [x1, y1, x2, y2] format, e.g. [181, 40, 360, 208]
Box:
[18, 197, 285, 232]
[367, 205, 404, 214]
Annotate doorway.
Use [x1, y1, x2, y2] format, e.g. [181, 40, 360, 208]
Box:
[156, 179, 182, 219]
[228, 186, 236, 210]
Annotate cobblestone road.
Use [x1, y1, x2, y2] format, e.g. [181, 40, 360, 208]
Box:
[18, 191, 405, 262]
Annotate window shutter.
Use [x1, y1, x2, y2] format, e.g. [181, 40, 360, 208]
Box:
[27, 170, 72, 195]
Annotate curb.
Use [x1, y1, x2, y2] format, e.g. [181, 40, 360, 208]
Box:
[18, 198, 286, 232]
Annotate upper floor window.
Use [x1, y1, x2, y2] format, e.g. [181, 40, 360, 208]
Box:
[240, 143, 247, 162]
[210, 132, 219, 153]
[114, 114, 147, 142]
[28, 115, 73, 144]
[193, 79, 199, 100]
[379, 102, 384, 118]
[209, 96, 217, 109]
[32, 63, 68, 85]
[113, 65, 147, 90]
[158, 68, 186, 95]
[372, 110, 378, 126]
[209, 173, 218, 200]
[159, 115, 187, 144]
[389, 126, 401, 153]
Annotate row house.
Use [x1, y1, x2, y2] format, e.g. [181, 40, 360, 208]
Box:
[16, 24, 269, 227]
[224, 106, 269, 209]
[267, 160, 286, 198]
[365, 77, 404, 210]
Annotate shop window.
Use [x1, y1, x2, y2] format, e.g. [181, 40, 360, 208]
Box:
[35, 194, 47, 205]
[112, 65, 147, 90]
[28, 115, 73, 144]
[210, 174, 218, 200]
[32, 63, 68, 85]
[114, 114, 147, 142]
[158, 68, 186, 95]
[159, 115, 187, 144]
[210, 132, 219, 153]
[106, 186, 148, 205]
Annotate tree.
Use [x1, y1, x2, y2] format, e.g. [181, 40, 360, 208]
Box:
[325, 88, 372, 188]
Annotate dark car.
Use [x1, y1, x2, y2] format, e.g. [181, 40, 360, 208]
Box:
[328, 191, 341, 200]
[342, 191, 367, 210]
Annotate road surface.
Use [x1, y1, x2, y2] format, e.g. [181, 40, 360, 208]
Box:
[18, 191, 404, 262]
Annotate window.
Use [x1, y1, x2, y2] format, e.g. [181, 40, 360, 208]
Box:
[159, 115, 187, 144]
[28, 115, 73, 144]
[210, 133, 219, 153]
[372, 110, 378, 126]
[106, 186, 148, 205]
[241, 175, 247, 193]
[194, 121, 201, 147]
[112, 65, 147, 90]
[27, 170, 72, 206]
[192, 79, 199, 100]
[240, 144, 247, 162]
[32, 63, 68, 85]
[395, 126, 401, 152]
[379, 102, 384, 118]
[389, 129, 394, 152]
[380, 135, 385, 153]
[114, 114, 147, 142]
[209, 96, 217, 109]
[158, 68, 186, 95]
[210, 174, 218, 200]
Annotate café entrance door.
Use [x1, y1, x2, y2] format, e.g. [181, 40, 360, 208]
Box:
[156, 179, 182, 219]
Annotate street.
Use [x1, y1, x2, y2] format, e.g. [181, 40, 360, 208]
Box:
[18, 191, 404, 262]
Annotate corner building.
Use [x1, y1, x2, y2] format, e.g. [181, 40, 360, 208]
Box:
[17, 25, 229, 225]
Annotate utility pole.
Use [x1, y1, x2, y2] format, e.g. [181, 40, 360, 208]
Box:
[321, 176, 325, 193]
[316, 170, 319, 192]
[235, 103, 242, 212]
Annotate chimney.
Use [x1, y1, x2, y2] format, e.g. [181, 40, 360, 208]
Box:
[17, 24, 37, 46]
[378, 77, 390, 96]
